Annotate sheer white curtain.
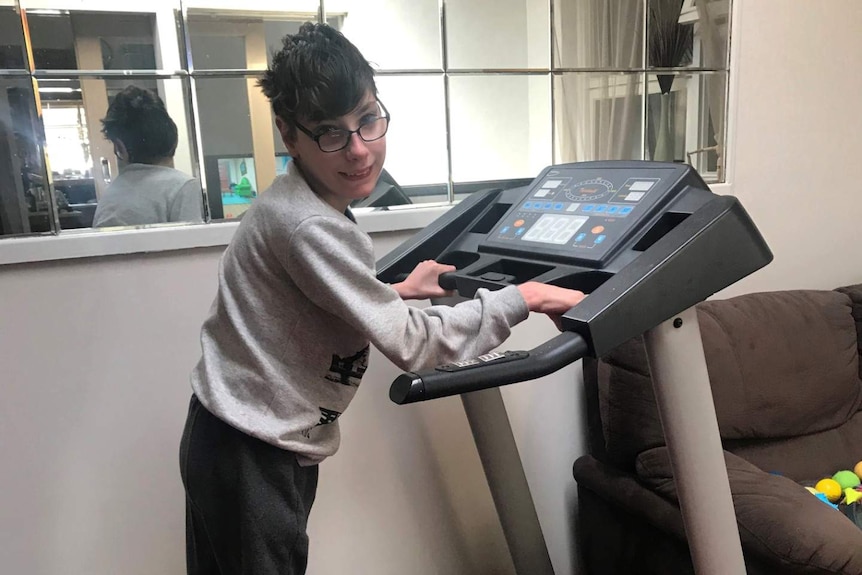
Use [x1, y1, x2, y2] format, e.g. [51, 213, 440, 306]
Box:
[555, 0, 644, 162]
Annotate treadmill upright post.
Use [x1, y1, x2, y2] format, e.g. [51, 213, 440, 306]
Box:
[429, 292, 555, 575]
[643, 306, 746, 575]
[461, 388, 555, 575]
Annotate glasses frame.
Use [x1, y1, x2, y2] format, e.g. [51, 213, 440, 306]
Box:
[295, 100, 391, 153]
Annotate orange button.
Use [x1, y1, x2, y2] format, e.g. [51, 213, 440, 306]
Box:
[514, 219, 525, 227]
[591, 225, 605, 234]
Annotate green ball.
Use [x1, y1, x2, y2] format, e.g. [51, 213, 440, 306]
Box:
[833, 470, 861, 490]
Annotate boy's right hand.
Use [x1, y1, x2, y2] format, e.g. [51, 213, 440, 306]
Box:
[393, 260, 457, 300]
[516, 282, 586, 330]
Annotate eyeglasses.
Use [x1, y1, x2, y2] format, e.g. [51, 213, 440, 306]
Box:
[295, 100, 390, 153]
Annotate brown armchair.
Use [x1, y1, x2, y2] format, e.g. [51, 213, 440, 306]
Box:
[574, 284, 862, 575]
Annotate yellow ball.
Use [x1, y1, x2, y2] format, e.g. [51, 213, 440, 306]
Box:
[815, 478, 843, 503]
[855, 461, 862, 479]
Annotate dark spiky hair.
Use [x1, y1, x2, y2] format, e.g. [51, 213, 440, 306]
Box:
[258, 22, 376, 137]
[101, 85, 178, 164]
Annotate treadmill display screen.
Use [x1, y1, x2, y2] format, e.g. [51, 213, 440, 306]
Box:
[520, 214, 588, 245]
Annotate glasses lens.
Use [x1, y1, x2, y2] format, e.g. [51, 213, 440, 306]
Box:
[318, 130, 349, 152]
[358, 117, 388, 142]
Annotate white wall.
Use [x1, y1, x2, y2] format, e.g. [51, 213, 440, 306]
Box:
[716, 0, 862, 296]
[2, 2, 862, 575]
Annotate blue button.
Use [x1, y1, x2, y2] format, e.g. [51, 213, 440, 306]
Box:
[554, 203, 563, 210]
[500, 226, 510, 234]
[594, 205, 607, 213]
[582, 205, 594, 212]
[516, 228, 525, 235]
[595, 235, 606, 244]
[543, 203, 552, 209]
[620, 206, 633, 215]
[575, 233, 587, 242]
[607, 206, 619, 214]
[524, 202, 532, 209]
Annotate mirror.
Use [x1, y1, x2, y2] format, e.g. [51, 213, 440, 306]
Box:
[447, 0, 549, 70]
[0, 75, 51, 236]
[449, 74, 551, 188]
[38, 76, 202, 229]
[193, 74, 282, 221]
[27, 10, 158, 70]
[0, 0, 733, 239]
[0, 4, 26, 69]
[330, 0, 441, 71]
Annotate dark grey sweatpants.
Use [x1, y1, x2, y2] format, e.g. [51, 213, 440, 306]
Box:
[179, 395, 319, 575]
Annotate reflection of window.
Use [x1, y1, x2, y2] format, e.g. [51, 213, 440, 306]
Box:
[204, 154, 262, 220]
[218, 156, 256, 219]
[42, 104, 91, 178]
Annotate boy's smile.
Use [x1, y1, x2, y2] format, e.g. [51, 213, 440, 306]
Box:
[342, 166, 373, 181]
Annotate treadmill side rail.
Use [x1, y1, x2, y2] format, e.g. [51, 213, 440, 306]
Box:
[389, 331, 589, 404]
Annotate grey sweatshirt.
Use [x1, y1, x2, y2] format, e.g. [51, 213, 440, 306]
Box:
[92, 164, 203, 227]
[191, 163, 528, 465]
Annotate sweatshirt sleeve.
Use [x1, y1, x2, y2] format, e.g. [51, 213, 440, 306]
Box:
[283, 214, 529, 372]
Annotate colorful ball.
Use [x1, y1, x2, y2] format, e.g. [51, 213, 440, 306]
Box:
[833, 470, 861, 490]
[815, 478, 843, 503]
[855, 461, 862, 479]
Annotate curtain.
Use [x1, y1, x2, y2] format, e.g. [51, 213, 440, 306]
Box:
[555, 0, 644, 162]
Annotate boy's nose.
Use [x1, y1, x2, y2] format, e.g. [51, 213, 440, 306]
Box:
[344, 132, 370, 158]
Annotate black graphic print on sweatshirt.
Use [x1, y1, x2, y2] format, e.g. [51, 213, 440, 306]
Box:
[325, 346, 369, 387]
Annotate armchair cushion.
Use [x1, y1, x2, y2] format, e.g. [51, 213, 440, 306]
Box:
[635, 447, 862, 575]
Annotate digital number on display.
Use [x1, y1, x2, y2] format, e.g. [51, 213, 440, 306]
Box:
[520, 214, 589, 245]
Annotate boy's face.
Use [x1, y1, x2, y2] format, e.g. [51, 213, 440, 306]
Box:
[279, 92, 386, 212]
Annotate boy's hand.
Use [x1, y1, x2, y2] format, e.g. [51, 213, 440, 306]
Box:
[516, 282, 586, 330]
[393, 260, 457, 300]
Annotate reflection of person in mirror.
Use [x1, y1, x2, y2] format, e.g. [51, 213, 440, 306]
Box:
[179, 22, 585, 575]
[91, 85, 203, 228]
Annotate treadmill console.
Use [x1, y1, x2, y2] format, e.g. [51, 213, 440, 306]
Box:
[482, 165, 681, 266]
[378, 160, 772, 371]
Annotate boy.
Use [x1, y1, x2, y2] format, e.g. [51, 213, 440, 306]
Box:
[94, 85, 203, 227]
[179, 22, 584, 575]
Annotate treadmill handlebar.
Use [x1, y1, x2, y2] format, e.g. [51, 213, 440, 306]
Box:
[389, 331, 589, 404]
[438, 271, 457, 291]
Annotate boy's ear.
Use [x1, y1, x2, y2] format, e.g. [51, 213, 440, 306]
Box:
[275, 116, 297, 156]
[112, 140, 129, 163]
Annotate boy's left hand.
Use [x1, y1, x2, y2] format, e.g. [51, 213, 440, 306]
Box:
[393, 260, 457, 300]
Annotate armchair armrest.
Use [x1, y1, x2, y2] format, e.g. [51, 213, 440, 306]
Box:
[573, 455, 688, 541]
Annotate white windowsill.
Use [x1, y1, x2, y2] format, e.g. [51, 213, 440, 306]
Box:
[0, 183, 737, 267]
[0, 203, 453, 266]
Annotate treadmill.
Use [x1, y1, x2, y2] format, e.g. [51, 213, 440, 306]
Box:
[376, 161, 772, 575]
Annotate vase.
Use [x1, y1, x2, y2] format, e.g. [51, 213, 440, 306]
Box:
[654, 92, 673, 162]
